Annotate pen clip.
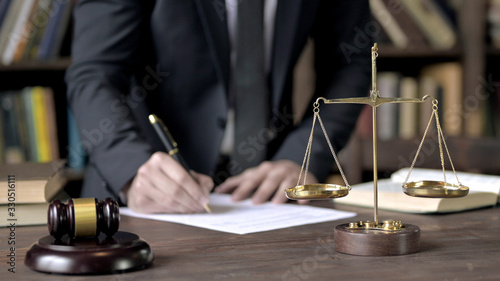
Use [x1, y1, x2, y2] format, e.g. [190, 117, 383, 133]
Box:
[149, 114, 178, 149]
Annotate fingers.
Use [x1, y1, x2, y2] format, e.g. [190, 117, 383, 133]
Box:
[214, 176, 241, 194]
[268, 174, 296, 204]
[252, 163, 291, 204]
[215, 169, 252, 193]
[155, 153, 210, 205]
[215, 163, 270, 202]
[126, 152, 211, 213]
[215, 160, 316, 205]
[128, 171, 198, 213]
[230, 174, 262, 201]
[191, 170, 215, 194]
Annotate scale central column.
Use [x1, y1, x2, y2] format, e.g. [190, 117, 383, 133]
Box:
[372, 106, 378, 225]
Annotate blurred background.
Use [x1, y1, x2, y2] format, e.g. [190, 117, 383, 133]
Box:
[0, 0, 499, 184]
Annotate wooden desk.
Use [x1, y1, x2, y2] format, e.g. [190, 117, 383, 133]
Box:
[2, 203, 499, 280]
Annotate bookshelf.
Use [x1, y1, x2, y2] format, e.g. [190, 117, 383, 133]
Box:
[338, 0, 500, 184]
[0, 0, 73, 164]
[0, 60, 70, 163]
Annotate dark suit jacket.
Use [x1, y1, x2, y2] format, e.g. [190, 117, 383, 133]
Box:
[66, 0, 371, 201]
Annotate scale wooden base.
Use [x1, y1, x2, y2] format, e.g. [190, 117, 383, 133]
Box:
[25, 231, 153, 274]
[334, 223, 420, 256]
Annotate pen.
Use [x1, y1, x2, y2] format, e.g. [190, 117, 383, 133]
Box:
[148, 114, 211, 213]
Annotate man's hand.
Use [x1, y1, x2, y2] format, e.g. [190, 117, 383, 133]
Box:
[214, 160, 317, 204]
[124, 152, 213, 213]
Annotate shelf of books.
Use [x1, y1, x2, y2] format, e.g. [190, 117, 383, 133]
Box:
[0, 86, 60, 163]
[0, 1, 82, 226]
[334, 0, 500, 184]
[0, 0, 73, 66]
[0, 0, 75, 165]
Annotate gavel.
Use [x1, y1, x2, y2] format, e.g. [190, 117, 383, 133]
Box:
[48, 198, 120, 239]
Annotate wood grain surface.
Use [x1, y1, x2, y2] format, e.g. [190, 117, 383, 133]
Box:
[1, 202, 499, 280]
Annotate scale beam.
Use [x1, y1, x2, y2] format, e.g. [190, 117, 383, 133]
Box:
[316, 95, 431, 107]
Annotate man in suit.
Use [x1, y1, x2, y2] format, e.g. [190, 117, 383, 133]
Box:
[66, 0, 371, 213]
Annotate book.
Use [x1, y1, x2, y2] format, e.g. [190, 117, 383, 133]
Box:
[1, 92, 25, 163]
[0, 159, 69, 204]
[420, 62, 463, 136]
[380, 0, 429, 48]
[370, 0, 409, 48]
[376, 71, 400, 140]
[418, 75, 439, 134]
[12, 0, 39, 63]
[32, 86, 52, 162]
[43, 87, 59, 160]
[0, 0, 12, 28]
[21, 87, 38, 161]
[1, 0, 36, 65]
[400, 0, 457, 50]
[22, 0, 53, 61]
[488, 0, 500, 49]
[0, 202, 49, 226]
[333, 168, 500, 214]
[0, 0, 23, 62]
[37, 0, 73, 60]
[398, 77, 419, 139]
[1, 87, 59, 163]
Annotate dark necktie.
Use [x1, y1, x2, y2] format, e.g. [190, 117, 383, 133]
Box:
[233, 0, 269, 171]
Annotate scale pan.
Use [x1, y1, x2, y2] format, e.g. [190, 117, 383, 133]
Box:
[285, 184, 349, 200]
[403, 181, 469, 198]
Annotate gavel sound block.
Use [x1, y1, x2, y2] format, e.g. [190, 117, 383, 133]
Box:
[25, 198, 154, 275]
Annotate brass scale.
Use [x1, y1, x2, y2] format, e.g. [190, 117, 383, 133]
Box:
[285, 43, 469, 254]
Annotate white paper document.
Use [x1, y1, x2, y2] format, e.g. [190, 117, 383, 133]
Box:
[120, 194, 356, 234]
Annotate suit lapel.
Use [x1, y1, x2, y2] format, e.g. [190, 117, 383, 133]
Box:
[270, 0, 302, 109]
[194, 0, 231, 93]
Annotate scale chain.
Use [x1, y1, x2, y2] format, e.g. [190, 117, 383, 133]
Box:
[435, 112, 462, 186]
[296, 103, 350, 189]
[403, 99, 462, 186]
[316, 114, 350, 189]
[296, 105, 319, 186]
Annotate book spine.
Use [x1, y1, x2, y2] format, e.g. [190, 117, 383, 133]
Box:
[1, 92, 25, 163]
[377, 72, 400, 140]
[399, 77, 419, 139]
[37, 0, 67, 60]
[370, 0, 409, 48]
[32, 86, 52, 162]
[0, 1, 24, 61]
[0, 0, 13, 28]
[48, 0, 72, 59]
[12, 0, 39, 63]
[44, 87, 59, 160]
[420, 62, 463, 136]
[21, 0, 54, 61]
[1, 0, 36, 65]
[21, 87, 38, 161]
[400, 0, 457, 50]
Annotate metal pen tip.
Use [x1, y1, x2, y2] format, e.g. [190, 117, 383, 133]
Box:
[203, 204, 212, 213]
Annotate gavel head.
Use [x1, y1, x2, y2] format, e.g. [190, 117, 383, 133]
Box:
[48, 198, 120, 239]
